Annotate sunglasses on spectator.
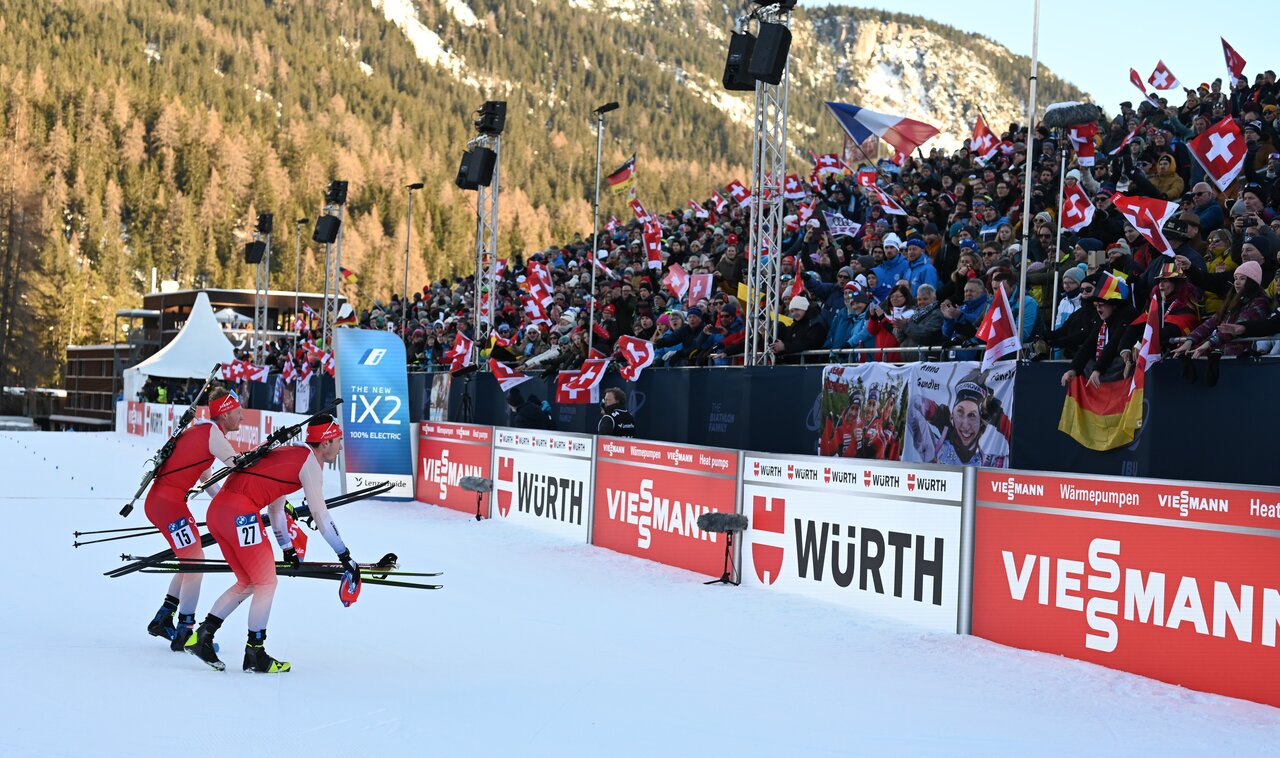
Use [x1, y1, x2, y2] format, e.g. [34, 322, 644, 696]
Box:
[1080, 285, 1095, 293]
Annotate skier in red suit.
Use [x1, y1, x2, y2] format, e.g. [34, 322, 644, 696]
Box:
[186, 414, 358, 673]
[143, 387, 241, 649]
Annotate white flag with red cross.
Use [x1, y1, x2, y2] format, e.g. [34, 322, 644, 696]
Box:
[1147, 60, 1179, 91]
[1188, 117, 1247, 192]
[1110, 192, 1179, 256]
[1061, 182, 1096, 233]
[615, 336, 655, 382]
[726, 180, 752, 207]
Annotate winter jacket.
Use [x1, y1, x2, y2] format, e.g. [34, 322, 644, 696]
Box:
[1070, 302, 1140, 376]
[845, 311, 876, 355]
[942, 295, 990, 345]
[902, 302, 946, 347]
[873, 254, 910, 287]
[905, 256, 940, 296]
[1186, 295, 1272, 356]
[775, 307, 828, 363]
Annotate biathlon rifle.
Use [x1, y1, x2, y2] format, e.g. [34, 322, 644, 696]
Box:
[185, 399, 343, 500]
[120, 363, 223, 517]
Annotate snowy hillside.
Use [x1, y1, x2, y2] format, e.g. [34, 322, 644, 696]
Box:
[2, 431, 1276, 757]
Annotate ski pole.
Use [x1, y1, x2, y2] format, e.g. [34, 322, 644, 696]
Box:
[74, 525, 158, 537]
[74, 531, 164, 548]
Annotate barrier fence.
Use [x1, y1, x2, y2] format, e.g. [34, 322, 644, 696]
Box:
[412, 417, 1280, 710]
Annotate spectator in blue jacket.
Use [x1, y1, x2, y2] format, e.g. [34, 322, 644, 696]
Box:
[845, 291, 876, 357]
[903, 238, 940, 296]
[824, 283, 861, 350]
[993, 271, 1039, 342]
[874, 233, 910, 286]
[806, 266, 856, 325]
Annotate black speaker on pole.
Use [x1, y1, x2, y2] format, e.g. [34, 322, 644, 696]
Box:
[454, 147, 497, 190]
[312, 215, 341, 244]
[722, 31, 756, 91]
[244, 240, 266, 264]
[747, 22, 791, 85]
[475, 101, 507, 135]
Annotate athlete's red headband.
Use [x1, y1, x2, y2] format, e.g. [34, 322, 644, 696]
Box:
[208, 392, 241, 417]
[306, 420, 343, 444]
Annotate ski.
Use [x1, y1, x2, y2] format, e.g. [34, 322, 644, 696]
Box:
[104, 481, 393, 577]
[126, 551, 440, 578]
[120, 363, 223, 517]
[135, 565, 441, 590]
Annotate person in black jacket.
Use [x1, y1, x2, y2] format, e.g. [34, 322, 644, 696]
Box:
[507, 388, 554, 430]
[1060, 274, 1140, 387]
[771, 296, 829, 364]
[597, 388, 636, 437]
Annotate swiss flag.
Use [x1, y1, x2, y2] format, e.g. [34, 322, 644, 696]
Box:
[662, 263, 689, 298]
[688, 200, 709, 219]
[1188, 117, 1247, 192]
[282, 356, 297, 383]
[605, 215, 619, 232]
[616, 335, 655, 382]
[1222, 38, 1247, 85]
[688, 273, 713, 305]
[1110, 192, 1179, 256]
[726, 180, 752, 208]
[1128, 68, 1163, 109]
[710, 192, 728, 214]
[643, 221, 663, 270]
[798, 198, 817, 226]
[1147, 60, 1179, 91]
[976, 284, 1021, 370]
[813, 153, 847, 176]
[521, 294, 551, 327]
[970, 115, 999, 161]
[443, 333, 474, 372]
[856, 167, 877, 188]
[526, 260, 554, 307]
[1061, 183, 1096, 233]
[321, 351, 336, 377]
[488, 359, 532, 391]
[628, 198, 652, 223]
[865, 185, 907, 215]
[1108, 121, 1145, 156]
[555, 370, 599, 405]
[566, 358, 609, 392]
[783, 173, 806, 200]
[1067, 122, 1097, 167]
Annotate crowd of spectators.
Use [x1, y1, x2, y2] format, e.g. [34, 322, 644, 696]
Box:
[313, 70, 1280, 382]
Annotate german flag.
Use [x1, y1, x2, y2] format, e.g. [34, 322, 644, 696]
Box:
[606, 154, 636, 195]
[339, 266, 358, 284]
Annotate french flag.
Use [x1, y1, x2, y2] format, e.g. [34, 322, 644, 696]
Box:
[825, 102, 939, 156]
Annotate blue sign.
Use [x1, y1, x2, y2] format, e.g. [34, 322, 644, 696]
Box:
[333, 329, 414, 499]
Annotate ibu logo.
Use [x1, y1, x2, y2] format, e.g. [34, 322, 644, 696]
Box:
[358, 348, 388, 366]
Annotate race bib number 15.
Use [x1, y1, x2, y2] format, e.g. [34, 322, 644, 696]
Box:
[166, 516, 197, 550]
[234, 513, 262, 548]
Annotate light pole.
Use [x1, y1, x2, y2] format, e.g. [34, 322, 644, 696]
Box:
[293, 218, 307, 353]
[588, 101, 619, 357]
[404, 182, 424, 330]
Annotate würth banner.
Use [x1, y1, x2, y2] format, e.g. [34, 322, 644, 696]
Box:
[593, 438, 739, 576]
[972, 469, 1280, 709]
[416, 422, 494, 518]
[493, 428, 594, 542]
[739, 453, 967, 632]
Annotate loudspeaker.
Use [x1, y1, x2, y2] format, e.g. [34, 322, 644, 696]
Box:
[325, 180, 348, 205]
[747, 22, 790, 85]
[255, 213, 273, 235]
[312, 215, 341, 244]
[475, 101, 507, 135]
[722, 32, 756, 91]
[454, 147, 497, 190]
[244, 240, 266, 264]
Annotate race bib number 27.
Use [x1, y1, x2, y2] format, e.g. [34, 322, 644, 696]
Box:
[166, 516, 197, 550]
[235, 513, 262, 548]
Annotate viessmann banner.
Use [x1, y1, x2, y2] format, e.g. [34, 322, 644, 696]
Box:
[593, 438, 739, 576]
[416, 421, 494, 518]
[493, 428, 593, 542]
[333, 328, 414, 498]
[972, 470, 1280, 709]
[740, 453, 967, 633]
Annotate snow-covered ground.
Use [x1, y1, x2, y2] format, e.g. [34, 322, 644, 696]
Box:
[2, 431, 1278, 757]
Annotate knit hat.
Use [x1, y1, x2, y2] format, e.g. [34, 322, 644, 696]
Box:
[686, 307, 704, 319]
[1237, 260, 1264, 286]
[882, 233, 902, 249]
[1244, 235, 1273, 260]
[1062, 267, 1086, 284]
[856, 255, 876, 269]
[838, 266, 855, 278]
[787, 295, 810, 312]
[905, 237, 926, 250]
[1076, 237, 1104, 252]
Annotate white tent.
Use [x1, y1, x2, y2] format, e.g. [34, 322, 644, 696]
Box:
[122, 292, 236, 401]
[214, 307, 252, 326]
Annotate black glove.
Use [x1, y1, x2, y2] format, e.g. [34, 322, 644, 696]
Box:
[337, 550, 361, 582]
[282, 547, 301, 569]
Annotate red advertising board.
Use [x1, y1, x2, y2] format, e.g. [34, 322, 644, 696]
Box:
[592, 438, 738, 576]
[126, 402, 145, 436]
[416, 422, 493, 518]
[973, 470, 1280, 708]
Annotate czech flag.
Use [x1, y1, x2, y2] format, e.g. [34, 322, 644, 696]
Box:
[824, 102, 940, 156]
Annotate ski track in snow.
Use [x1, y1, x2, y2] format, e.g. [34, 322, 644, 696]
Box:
[1, 432, 1277, 757]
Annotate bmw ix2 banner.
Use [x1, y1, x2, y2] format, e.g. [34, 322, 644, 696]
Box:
[333, 329, 414, 498]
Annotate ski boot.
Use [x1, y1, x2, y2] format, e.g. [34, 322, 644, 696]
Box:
[243, 630, 291, 674]
[186, 615, 225, 671]
[146, 595, 179, 641]
[170, 613, 196, 652]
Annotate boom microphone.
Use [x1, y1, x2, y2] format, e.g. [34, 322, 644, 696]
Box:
[1041, 101, 1102, 130]
[696, 512, 748, 534]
